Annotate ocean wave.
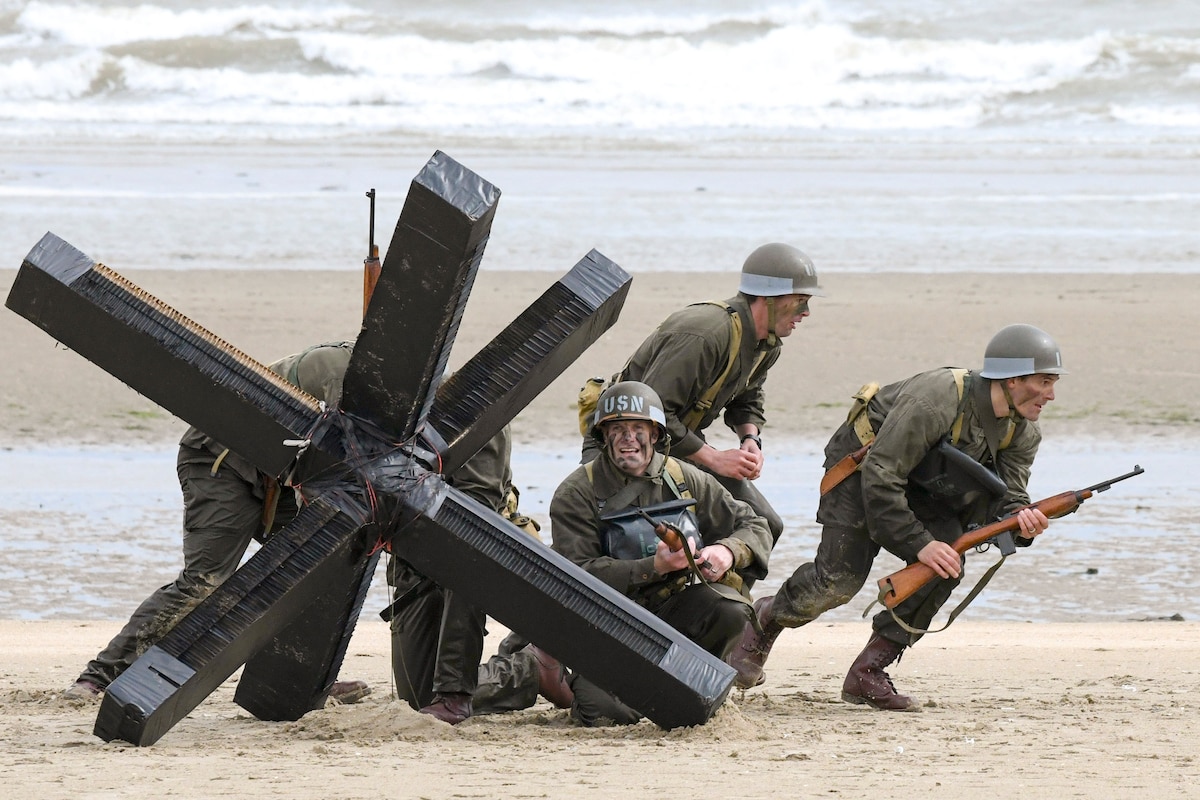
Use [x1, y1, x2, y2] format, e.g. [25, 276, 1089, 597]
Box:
[1, 0, 1197, 138]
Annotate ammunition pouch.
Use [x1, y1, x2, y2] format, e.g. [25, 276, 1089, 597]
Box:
[908, 440, 1007, 508]
[576, 376, 606, 437]
[599, 498, 701, 560]
[846, 382, 881, 446]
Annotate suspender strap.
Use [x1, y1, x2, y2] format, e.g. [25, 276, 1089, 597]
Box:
[681, 303, 743, 431]
[948, 368, 969, 445]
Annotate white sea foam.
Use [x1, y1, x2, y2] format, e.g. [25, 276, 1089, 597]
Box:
[1, 0, 1196, 276]
[1, 0, 1196, 139]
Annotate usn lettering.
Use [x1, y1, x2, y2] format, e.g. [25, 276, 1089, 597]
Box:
[603, 394, 644, 414]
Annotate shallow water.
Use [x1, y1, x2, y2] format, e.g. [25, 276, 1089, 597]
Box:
[0, 435, 1189, 624]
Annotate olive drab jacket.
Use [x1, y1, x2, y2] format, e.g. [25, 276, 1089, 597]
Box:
[177, 341, 355, 482]
[447, 423, 513, 515]
[615, 296, 780, 458]
[819, 368, 1040, 564]
[550, 451, 772, 603]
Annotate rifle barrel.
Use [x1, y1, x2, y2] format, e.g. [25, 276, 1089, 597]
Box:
[365, 188, 377, 259]
[1086, 464, 1143, 494]
[877, 464, 1145, 611]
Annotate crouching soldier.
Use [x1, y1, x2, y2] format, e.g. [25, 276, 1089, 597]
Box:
[726, 324, 1066, 710]
[474, 381, 772, 725]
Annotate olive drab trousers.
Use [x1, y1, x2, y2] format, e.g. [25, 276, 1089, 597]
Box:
[79, 445, 298, 689]
[773, 473, 966, 647]
[387, 557, 488, 709]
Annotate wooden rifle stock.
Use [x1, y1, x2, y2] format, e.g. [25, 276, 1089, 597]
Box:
[636, 508, 684, 551]
[876, 465, 1144, 610]
[362, 188, 381, 318]
[635, 508, 734, 588]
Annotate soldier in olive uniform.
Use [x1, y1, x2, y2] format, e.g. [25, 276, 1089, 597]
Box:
[66, 342, 368, 703]
[475, 381, 772, 725]
[387, 422, 524, 725]
[726, 325, 1066, 710]
[583, 243, 824, 554]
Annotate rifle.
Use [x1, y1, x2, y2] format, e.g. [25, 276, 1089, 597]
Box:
[362, 188, 381, 317]
[635, 507, 687, 553]
[635, 507, 745, 596]
[877, 464, 1144, 611]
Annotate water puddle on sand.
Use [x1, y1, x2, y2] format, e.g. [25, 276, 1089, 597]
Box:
[0, 437, 1191, 623]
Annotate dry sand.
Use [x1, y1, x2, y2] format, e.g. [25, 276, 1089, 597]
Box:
[4, 619, 1197, 799]
[2, 267, 1198, 798]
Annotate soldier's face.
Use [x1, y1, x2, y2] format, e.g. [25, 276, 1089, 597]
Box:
[772, 293, 811, 338]
[603, 420, 659, 475]
[1007, 374, 1059, 420]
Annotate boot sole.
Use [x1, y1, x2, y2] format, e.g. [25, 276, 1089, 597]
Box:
[840, 690, 921, 712]
[732, 671, 766, 690]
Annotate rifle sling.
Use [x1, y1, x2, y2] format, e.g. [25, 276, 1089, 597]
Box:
[863, 553, 1008, 636]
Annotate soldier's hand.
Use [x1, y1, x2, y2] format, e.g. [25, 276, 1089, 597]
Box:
[695, 543, 734, 581]
[653, 537, 698, 575]
[739, 437, 764, 479]
[917, 540, 962, 579]
[699, 446, 761, 481]
[1015, 507, 1050, 540]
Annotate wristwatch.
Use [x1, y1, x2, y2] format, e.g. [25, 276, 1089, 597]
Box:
[740, 433, 763, 450]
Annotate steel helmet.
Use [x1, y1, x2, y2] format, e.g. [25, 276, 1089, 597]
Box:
[980, 324, 1068, 379]
[591, 381, 669, 442]
[738, 243, 825, 298]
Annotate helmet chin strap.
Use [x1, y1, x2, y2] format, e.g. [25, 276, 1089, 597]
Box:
[765, 297, 779, 347]
[1001, 380, 1023, 420]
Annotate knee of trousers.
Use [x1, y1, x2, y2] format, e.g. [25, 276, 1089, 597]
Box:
[172, 570, 226, 601]
[689, 599, 753, 658]
[777, 570, 866, 626]
[764, 507, 784, 544]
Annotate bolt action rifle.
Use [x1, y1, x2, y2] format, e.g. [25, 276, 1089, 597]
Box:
[362, 188, 381, 317]
[877, 465, 1145, 614]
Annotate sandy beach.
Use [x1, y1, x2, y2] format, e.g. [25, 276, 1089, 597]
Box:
[3, 619, 1197, 799]
[1, 264, 1198, 797]
[3, 0, 1199, 794]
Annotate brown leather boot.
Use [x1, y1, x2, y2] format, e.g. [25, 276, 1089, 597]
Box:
[724, 596, 784, 689]
[525, 644, 574, 709]
[841, 633, 919, 711]
[419, 692, 473, 725]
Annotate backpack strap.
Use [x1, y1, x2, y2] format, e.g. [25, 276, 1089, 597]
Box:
[663, 457, 692, 500]
[956, 368, 1016, 459]
[681, 302, 743, 431]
